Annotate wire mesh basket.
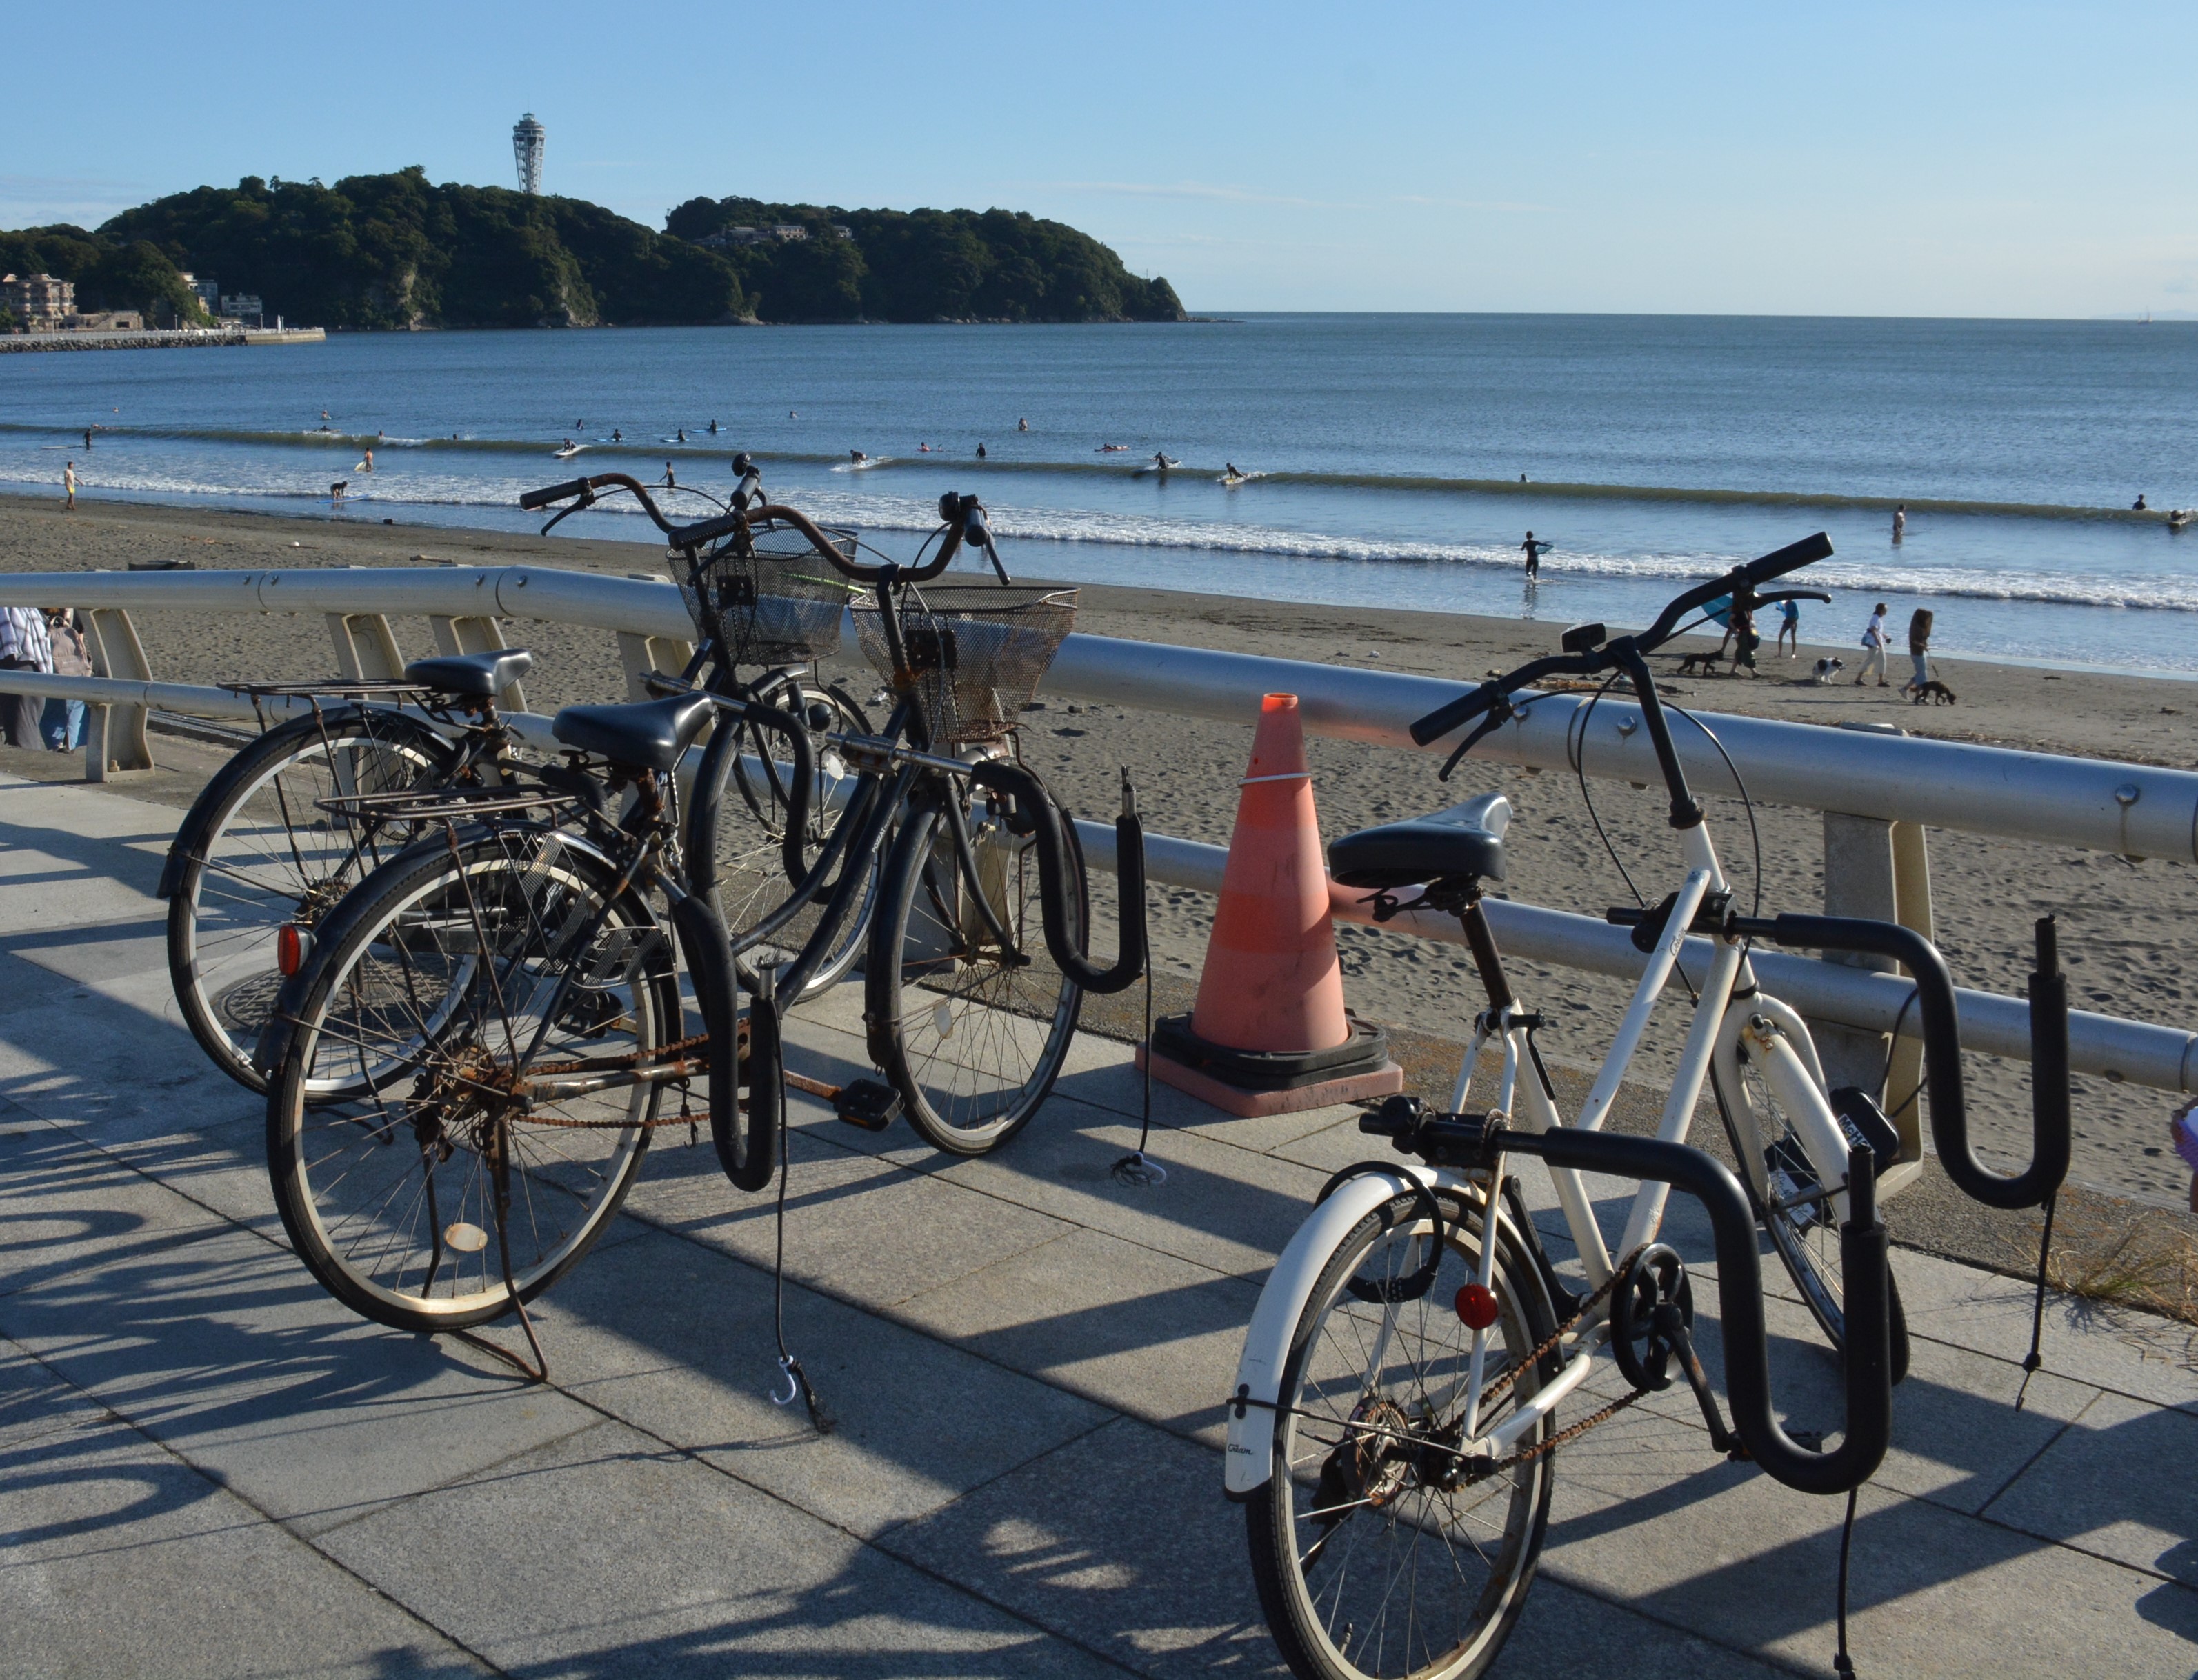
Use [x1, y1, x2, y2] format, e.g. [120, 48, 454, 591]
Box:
[678, 521, 859, 668]
[854, 585, 1078, 745]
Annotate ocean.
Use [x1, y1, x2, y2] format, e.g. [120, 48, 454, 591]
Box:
[4, 314, 2195, 671]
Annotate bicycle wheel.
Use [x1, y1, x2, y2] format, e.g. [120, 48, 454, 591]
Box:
[263, 826, 671, 1332]
[690, 672, 877, 1001]
[1248, 1184, 1557, 1680]
[869, 789, 1084, 1154]
[1711, 1046, 1911, 1383]
[167, 707, 455, 1094]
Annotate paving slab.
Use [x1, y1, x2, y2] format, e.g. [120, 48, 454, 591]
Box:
[0, 1223, 603, 1538]
[0, 1116, 222, 1299]
[0, 1410, 489, 1678]
[1980, 1386, 2198, 1589]
[519, 1222, 1113, 1538]
[315, 1417, 1126, 1679]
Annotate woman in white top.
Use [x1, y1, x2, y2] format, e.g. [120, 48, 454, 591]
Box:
[1855, 603, 1890, 686]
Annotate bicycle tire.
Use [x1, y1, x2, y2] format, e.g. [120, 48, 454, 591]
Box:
[868, 792, 1083, 1157]
[1710, 1050, 1912, 1385]
[1247, 1183, 1556, 1680]
[263, 825, 669, 1332]
[166, 706, 456, 1094]
[688, 672, 877, 1001]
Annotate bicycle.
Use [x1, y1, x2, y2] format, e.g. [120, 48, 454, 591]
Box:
[254, 488, 1146, 1358]
[1225, 538, 2073, 1680]
[524, 475, 1150, 1158]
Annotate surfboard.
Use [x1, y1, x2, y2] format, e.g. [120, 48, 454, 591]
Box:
[552, 444, 587, 460]
[1218, 472, 1261, 486]
[832, 457, 891, 472]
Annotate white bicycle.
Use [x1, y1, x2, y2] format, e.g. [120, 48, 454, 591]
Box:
[1226, 539, 2074, 1680]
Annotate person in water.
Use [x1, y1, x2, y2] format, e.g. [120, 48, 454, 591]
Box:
[1018, 417, 1029, 432]
[1226, 462, 1241, 479]
[708, 419, 718, 434]
[1892, 503, 1906, 541]
[677, 428, 686, 444]
[1519, 531, 1552, 577]
[361, 449, 374, 473]
[612, 428, 623, 442]
[663, 461, 677, 488]
[977, 443, 988, 459]
[850, 450, 868, 464]
[2135, 493, 2149, 511]
[82, 429, 92, 450]
[1152, 451, 1170, 470]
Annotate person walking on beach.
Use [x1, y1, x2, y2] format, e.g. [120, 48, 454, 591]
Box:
[1902, 608, 1935, 697]
[1857, 602, 1890, 686]
[1892, 504, 1906, 541]
[62, 461, 77, 511]
[1728, 599, 1761, 675]
[1520, 531, 1552, 578]
[0, 605, 53, 750]
[1776, 594, 1801, 657]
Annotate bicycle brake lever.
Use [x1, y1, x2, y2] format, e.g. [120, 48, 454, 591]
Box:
[538, 492, 593, 537]
[1438, 701, 1513, 780]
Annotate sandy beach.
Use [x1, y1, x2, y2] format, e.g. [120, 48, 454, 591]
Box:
[3, 492, 2195, 1209]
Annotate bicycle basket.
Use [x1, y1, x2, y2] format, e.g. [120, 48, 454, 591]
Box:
[853, 584, 1078, 745]
[679, 521, 859, 668]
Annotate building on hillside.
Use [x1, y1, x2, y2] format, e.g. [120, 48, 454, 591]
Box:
[179, 273, 221, 317]
[219, 292, 264, 327]
[3, 272, 75, 329]
[769, 224, 808, 241]
[695, 224, 821, 252]
[830, 225, 852, 239]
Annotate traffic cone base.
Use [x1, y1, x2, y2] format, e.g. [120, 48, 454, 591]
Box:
[1139, 1012, 1402, 1118]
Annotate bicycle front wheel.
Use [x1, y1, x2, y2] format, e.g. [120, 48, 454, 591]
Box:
[263, 827, 672, 1332]
[168, 706, 456, 1093]
[690, 672, 877, 1001]
[1248, 1185, 1556, 1680]
[1711, 1041, 1911, 1383]
[869, 794, 1082, 1155]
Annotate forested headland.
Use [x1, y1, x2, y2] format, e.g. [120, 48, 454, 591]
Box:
[0, 169, 1183, 330]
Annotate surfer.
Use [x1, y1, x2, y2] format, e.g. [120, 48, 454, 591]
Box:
[2135, 493, 2149, 511]
[677, 428, 687, 444]
[561, 438, 575, 452]
[977, 443, 988, 459]
[708, 419, 718, 434]
[1520, 531, 1552, 577]
[1225, 462, 1242, 480]
[331, 481, 347, 505]
[82, 429, 92, 451]
[1018, 417, 1029, 432]
[1892, 503, 1906, 541]
[663, 461, 677, 488]
[612, 428, 623, 443]
[850, 450, 869, 465]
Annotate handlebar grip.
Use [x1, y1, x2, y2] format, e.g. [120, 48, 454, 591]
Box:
[1740, 532, 1834, 588]
[521, 477, 592, 511]
[1409, 683, 1497, 747]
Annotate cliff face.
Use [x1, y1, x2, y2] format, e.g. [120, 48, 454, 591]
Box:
[665, 195, 1186, 323]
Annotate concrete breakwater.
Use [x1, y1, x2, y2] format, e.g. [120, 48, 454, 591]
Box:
[0, 326, 324, 353]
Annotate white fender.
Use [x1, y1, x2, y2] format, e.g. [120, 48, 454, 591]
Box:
[1225, 1161, 1535, 1499]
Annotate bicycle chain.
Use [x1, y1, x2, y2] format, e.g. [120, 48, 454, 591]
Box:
[1460, 1245, 1649, 1477]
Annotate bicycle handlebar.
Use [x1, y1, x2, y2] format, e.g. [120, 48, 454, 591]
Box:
[1408, 533, 1835, 749]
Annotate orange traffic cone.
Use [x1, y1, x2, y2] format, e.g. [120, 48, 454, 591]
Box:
[1141, 693, 1402, 1117]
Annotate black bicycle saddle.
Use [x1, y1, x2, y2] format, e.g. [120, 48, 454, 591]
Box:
[1330, 791, 1512, 889]
[551, 693, 713, 773]
[403, 648, 534, 697]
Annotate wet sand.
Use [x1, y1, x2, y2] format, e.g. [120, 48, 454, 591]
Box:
[5, 492, 2195, 1208]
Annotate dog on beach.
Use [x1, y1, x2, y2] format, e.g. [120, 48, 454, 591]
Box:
[1810, 657, 1846, 684]
[1911, 679, 1957, 705]
[1675, 652, 1721, 677]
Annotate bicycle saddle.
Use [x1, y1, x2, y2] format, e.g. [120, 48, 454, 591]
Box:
[403, 648, 534, 697]
[1330, 791, 1511, 888]
[551, 692, 713, 772]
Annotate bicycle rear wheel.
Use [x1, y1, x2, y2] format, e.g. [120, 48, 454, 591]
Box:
[263, 826, 672, 1332]
[166, 706, 455, 1094]
[868, 790, 1082, 1156]
[689, 672, 877, 1001]
[1248, 1184, 1555, 1680]
[1711, 1043, 1911, 1383]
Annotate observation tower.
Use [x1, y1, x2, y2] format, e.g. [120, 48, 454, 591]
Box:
[513, 113, 546, 195]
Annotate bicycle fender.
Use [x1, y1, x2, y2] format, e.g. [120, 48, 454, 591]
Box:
[1226, 1162, 1524, 1500]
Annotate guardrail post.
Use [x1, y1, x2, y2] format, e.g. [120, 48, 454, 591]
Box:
[79, 608, 153, 782]
[327, 613, 404, 683]
[430, 614, 527, 712]
[1815, 811, 1934, 1185]
[615, 629, 695, 703]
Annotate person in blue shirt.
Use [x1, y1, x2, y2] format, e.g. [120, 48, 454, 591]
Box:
[1776, 595, 1801, 659]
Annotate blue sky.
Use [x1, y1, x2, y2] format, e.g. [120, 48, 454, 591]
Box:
[6, 1, 2193, 317]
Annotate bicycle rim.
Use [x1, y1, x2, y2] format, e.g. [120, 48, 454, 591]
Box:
[873, 798, 1081, 1154]
[266, 828, 666, 1331]
[169, 711, 451, 1094]
[1250, 1188, 1554, 1680]
[700, 674, 876, 1001]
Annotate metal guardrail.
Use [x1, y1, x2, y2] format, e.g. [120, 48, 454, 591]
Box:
[0, 563, 2189, 1099]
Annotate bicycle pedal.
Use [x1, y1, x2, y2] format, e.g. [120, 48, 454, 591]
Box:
[833, 1078, 902, 1132]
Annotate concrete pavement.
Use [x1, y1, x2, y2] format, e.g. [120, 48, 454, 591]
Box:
[1, 770, 2193, 1677]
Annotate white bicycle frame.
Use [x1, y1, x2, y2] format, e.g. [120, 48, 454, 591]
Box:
[1226, 810, 1858, 1496]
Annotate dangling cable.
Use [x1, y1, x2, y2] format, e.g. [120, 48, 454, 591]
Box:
[2015, 1188, 2059, 1411]
[1112, 772, 1166, 1189]
[1832, 1486, 1860, 1675]
[759, 965, 833, 1433]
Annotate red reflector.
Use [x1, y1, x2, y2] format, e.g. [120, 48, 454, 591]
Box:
[1455, 1283, 1499, 1330]
[277, 923, 303, 977]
